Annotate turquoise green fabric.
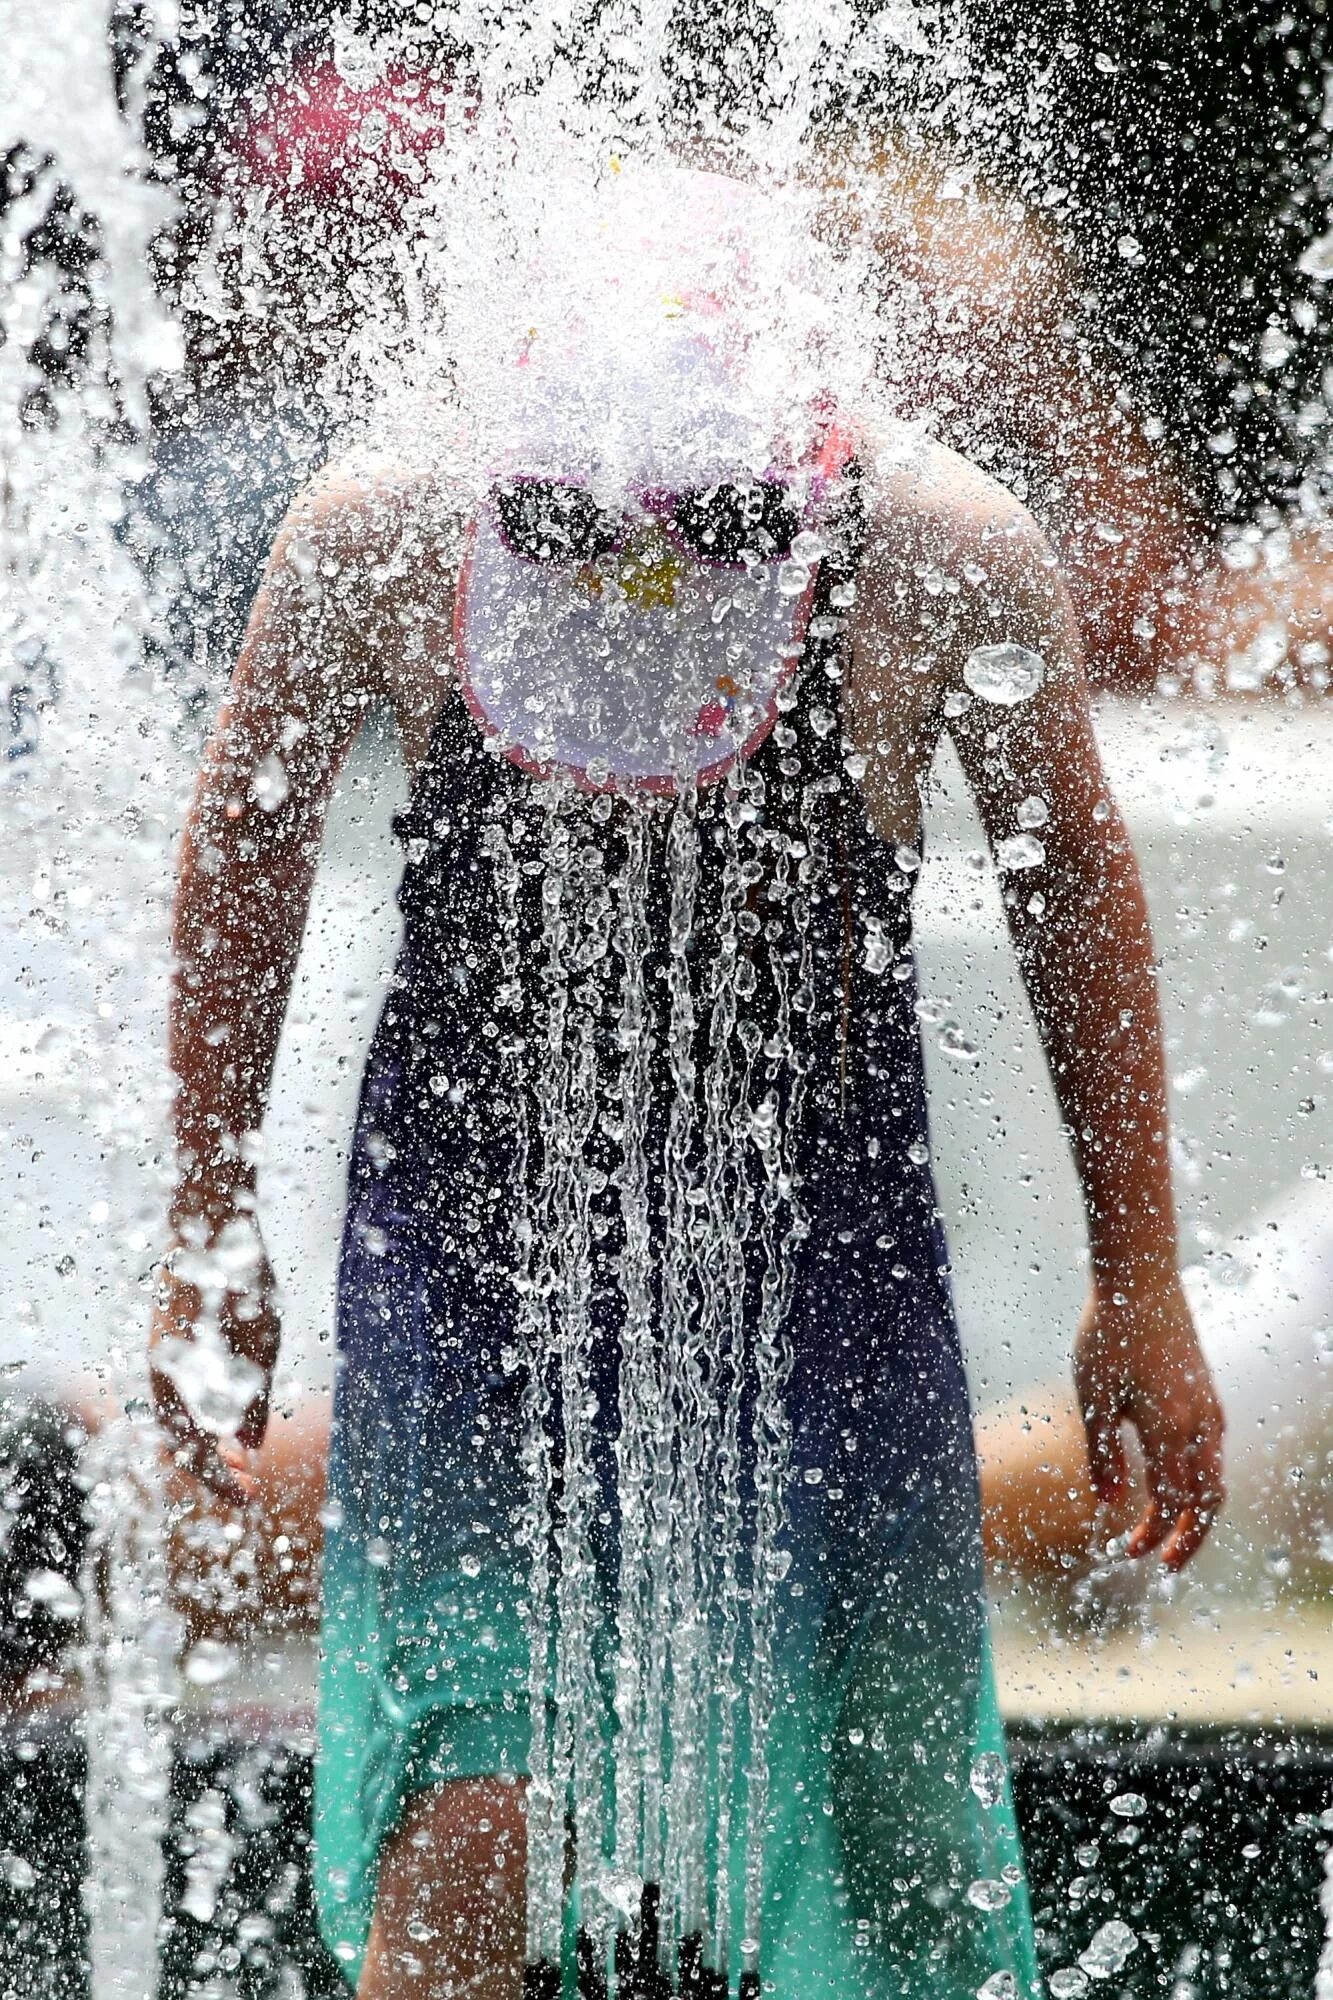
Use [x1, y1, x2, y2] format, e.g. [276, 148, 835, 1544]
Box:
[312, 671, 1042, 1997]
[314, 1212, 1040, 1996]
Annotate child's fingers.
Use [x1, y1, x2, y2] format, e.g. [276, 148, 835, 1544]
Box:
[1127, 1431, 1224, 1566]
[1160, 1499, 1221, 1572]
[1125, 1495, 1174, 1560]
[1160, 1439, 1225, 1571]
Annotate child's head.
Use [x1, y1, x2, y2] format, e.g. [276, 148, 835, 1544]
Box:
[444, 158, 855, 789]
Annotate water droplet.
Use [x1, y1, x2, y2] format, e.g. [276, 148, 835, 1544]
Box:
[1260, 323, 1293, 369]
[970, 1751, 1006, 1807]
[183, 1639, 236, 1687]
[22, 1568, 81, 1620]
[967, 1878, 1012, 1911]
[1109, 1790, 1147, 1818]
[863, 918, 892, 975]
[1016, 794, 1049, 829]
[152, 1334, 264, 1438]
[978, 1974, 1018, 2000]
[1049, 1971, 1090, 1998]
[250, 751, 289, 812]
[963, 643, 1045, 706]
[936, 1021, 979, 1066]
[995, 833, 1045, 871]
[1299, 229, 1333, 280]
[907, 1138, 930, 1166]
[1078, 1920, 1137, 1978]
[1, 1853, 37, 1893]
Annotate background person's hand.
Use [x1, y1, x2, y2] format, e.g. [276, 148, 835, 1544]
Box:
[149, 1214, 280, 1505]
[1073, 1272, 1225, 1572]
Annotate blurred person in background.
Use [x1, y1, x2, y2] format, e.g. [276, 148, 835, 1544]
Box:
[134, 54, 451, 723]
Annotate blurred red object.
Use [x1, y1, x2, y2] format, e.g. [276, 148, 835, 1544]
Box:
[228, 57, 450, 220]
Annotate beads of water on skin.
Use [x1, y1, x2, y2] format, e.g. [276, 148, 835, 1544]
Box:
[963, 643, 1046, 707]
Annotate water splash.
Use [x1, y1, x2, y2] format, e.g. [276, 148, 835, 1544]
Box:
[3, 4, 186, 1993]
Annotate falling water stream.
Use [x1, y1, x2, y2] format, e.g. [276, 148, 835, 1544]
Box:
[4, 0, 1333, 1995]
[492, 756, 824, 1993]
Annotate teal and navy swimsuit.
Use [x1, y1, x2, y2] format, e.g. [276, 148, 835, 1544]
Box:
[314, 639, 1041, 1998]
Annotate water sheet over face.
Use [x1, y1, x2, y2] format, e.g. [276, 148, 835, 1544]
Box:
[445, 161, 854, 790]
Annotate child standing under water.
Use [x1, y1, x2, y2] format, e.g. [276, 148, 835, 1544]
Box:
[151, 163, 1223, 2000]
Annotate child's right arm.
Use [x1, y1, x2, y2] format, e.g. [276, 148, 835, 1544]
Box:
[150, 472, 394, 1497]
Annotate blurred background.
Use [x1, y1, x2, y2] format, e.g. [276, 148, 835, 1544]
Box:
[2, 0, 1332, 1993]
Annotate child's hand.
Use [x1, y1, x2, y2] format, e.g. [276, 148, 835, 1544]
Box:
[149, 1220, 280, 1505]
[1073, 1274, 1225, 1571]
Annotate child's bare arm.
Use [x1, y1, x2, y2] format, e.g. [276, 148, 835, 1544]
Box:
[853, 445, 1224, 1570]
[151, 472, 398, 1494]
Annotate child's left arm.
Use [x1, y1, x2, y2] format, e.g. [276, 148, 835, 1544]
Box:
[926, 487, 1225, 1572]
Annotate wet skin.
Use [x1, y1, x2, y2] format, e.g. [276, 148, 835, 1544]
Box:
[151, 434, 1223, 1997]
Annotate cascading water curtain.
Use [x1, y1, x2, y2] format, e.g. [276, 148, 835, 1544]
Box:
[483, 745, 825, 1999]
[2, 2, 186, 1993]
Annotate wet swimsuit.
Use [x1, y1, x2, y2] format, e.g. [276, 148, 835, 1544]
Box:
[313, 599, 1042, 1998]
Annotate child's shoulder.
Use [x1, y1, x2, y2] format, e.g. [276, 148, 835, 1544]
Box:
[279, 453, 462, 576]
[857, 430, 1066, 642]
[862, 429, 1048, 570]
